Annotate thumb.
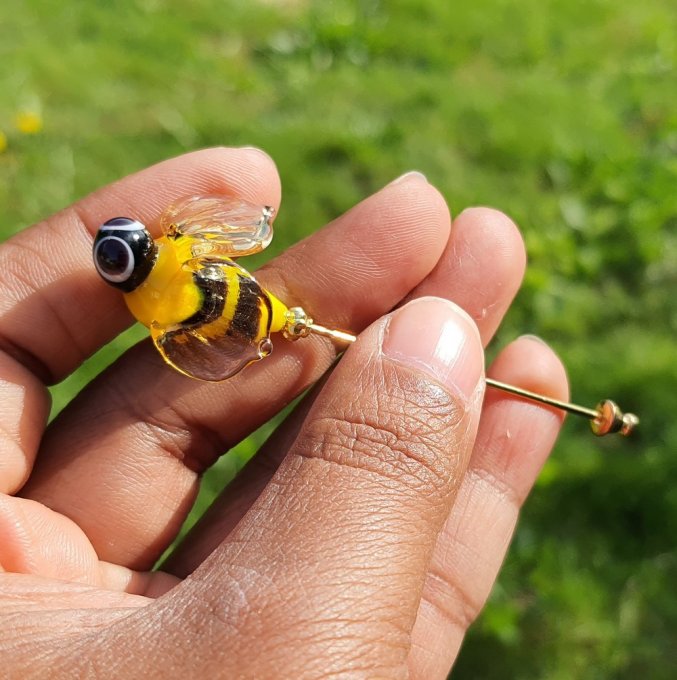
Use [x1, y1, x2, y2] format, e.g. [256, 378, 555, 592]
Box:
[116, 297, 485, 678]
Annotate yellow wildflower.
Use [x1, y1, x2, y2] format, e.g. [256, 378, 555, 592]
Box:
[0, 130, 7, 153]
[14, 111, 43, 135]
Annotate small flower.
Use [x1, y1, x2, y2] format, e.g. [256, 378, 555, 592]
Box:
[14, 111, 43, 135]
[0, 130, 7, 153]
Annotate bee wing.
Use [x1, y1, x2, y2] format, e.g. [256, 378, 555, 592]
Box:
[160, 195, 274, 258]
[151, 321, 271, 382]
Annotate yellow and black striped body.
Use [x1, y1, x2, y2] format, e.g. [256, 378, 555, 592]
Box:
[175, 261, 274, 346]
[124, 234, 288, 381]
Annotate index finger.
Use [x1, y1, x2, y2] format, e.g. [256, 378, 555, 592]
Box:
[0, 147, 281, 384]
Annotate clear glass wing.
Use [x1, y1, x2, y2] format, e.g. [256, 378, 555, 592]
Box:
[160, 195, 274, 258]
[151, 318, 273, 382]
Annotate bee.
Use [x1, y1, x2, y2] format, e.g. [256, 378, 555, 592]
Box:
[92, 195, 291, 381]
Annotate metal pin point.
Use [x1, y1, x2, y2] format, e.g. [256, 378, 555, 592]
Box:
[283, 307, 639, 438]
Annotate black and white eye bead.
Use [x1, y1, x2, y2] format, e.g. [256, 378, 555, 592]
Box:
[93, 218, 156, 292]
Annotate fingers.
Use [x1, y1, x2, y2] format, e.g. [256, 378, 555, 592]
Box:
[113, 298, 485, 677]
[0, 353, 49, 494]
[0, 146, 281, 385]
[0, 493, 179, 597]
[0, 494, 99, 585]
[0, 573, 155, 678]
[165, 206, 526, 576]
[407, 336, 568, 678]
[407, 207, 526, 344]
[23, 175, 452, 569]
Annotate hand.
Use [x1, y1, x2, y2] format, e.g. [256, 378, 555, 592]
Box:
[0, 148, 567, 678]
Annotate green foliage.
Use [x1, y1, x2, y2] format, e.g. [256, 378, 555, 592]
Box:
[1, 0, 675, 677]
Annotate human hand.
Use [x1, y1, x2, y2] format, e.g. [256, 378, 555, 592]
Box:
[0, 148, 567, 678]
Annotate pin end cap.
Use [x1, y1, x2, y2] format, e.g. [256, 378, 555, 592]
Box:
[591, 400, 638, 437]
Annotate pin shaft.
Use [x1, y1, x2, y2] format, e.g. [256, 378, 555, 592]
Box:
[484, 378, 599, 419]
[308, 323, 359, 345]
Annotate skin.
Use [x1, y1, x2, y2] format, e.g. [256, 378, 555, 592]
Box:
[0, 147, 567, 679]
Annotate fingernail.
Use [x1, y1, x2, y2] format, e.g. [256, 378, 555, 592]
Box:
[519, 333, 549, 347]
[237, 145, 272, 160]
[382, 297, 483, 400]
[389, 170, 428, 185]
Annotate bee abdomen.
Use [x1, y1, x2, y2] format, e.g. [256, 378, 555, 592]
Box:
[183, 264, 271, 344]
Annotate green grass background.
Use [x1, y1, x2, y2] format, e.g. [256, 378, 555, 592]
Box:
[1, 0, 675, 677]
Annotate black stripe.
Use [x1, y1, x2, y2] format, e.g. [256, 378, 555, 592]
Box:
[230, 274, 262, 341]
[181, 266, 227, 327]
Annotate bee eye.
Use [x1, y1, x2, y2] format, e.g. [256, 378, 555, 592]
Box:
[94, 236, 134, 283]
[93, 217, 155, 292]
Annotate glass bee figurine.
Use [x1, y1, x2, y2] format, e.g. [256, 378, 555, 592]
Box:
[93, 194, 638, 438]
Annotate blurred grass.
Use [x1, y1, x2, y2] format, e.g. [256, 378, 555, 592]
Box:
[1, 0, 676, 677]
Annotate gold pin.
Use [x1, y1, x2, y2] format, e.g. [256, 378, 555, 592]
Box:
[283, 307, 639, 438]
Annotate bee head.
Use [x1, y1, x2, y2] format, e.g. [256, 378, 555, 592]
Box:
[93, 218, 156, 292]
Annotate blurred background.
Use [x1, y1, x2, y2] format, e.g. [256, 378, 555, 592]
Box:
[1, 0, 675, 677]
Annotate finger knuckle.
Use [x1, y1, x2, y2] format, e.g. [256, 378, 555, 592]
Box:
[295, 366, 466, 497]
[422, 566, 486, 634]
